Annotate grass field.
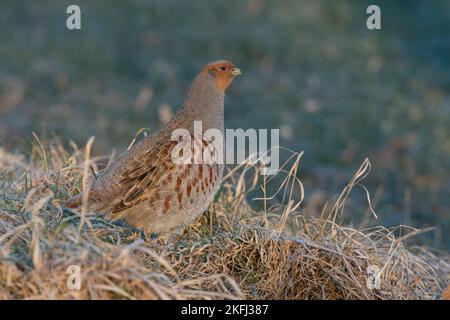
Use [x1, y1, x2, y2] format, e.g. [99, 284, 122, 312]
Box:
[0, 140, 448, 299]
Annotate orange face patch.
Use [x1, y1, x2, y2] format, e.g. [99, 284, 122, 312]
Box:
[204, 60, 238, 91]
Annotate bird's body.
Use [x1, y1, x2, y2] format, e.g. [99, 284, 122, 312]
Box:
[65, 60, 241, 235]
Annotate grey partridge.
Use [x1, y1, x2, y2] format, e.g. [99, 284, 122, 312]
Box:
[65, 60, 241, 236]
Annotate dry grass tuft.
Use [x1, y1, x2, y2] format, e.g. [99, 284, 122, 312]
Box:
[0, 139, 448, 300]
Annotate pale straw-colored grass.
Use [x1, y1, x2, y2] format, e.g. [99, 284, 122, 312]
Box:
[0, 138, 448, 299]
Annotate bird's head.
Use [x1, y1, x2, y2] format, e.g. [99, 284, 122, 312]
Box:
[202, 60, 241, 92]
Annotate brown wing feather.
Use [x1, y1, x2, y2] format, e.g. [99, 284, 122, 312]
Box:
[111, 139, 177, 214]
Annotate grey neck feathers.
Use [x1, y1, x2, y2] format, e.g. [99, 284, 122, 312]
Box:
[167, 73, 225, 133]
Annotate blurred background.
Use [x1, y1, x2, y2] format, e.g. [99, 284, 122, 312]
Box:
[0, 0, 449, 249]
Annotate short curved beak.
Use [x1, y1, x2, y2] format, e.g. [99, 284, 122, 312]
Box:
[232, 67, 242, 77]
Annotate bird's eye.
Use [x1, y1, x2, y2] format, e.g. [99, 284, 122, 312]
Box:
[220, 66, 226, 71]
